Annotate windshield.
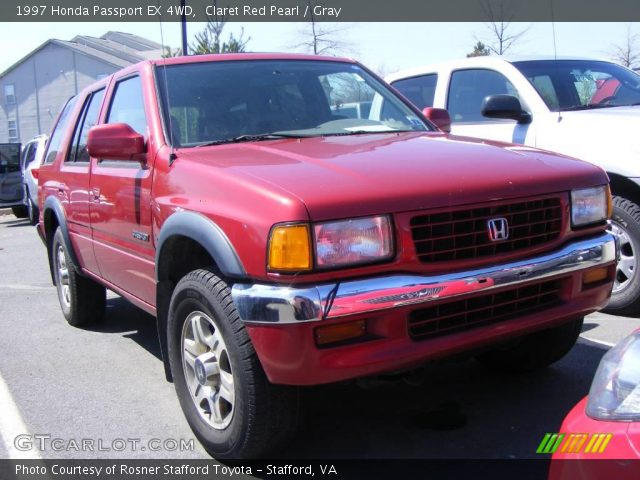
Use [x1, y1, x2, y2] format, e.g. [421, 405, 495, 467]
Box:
[513, 60, 640, 111]
[156, 60, 428, 147]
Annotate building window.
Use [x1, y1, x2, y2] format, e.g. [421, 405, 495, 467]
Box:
[4, 84, 15, 105]
[8, 119, 18, 142]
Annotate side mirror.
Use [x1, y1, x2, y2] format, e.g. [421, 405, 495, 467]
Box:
[87, 123, 146, 161]
[481, 94, 532, 124]
[422, 107, 452, 133]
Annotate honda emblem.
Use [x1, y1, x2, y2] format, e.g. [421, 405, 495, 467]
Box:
[487, 217, 509, 242]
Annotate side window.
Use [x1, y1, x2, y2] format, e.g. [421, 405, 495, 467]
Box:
[106, 76, 147, 136]
[67, 89, 105, 163]
[447, 69, 520, 123]
[392, 74, 438, 110]
[43, 96, 78, 164]
[22, 142, 37, 169]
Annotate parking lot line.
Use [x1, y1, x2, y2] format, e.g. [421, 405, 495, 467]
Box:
[580, 335, 615, 348]
[0, 370, 41, 459]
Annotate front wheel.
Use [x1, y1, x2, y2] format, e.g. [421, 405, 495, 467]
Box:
[604, 196, 640, 316]
[167, 269, 299, 459]
[476, 317, 583, 373]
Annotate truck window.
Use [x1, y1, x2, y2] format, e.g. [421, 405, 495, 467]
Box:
[67, 89, 105, 163]
[513, 60, 640, 111]
[107, 76, 147, 136]
[392, 74, 438, 109]
[43, 97, 78, 164]
[447, 69, 520, 123]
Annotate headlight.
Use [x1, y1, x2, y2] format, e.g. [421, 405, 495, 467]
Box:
[586, 331, 640, 421]
[314, 215, 393, 268]
[571, 186, 610, 228]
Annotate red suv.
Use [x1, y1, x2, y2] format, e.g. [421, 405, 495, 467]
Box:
[37, 53, 617, 458]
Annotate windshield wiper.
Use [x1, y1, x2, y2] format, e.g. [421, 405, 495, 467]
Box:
[195, 133, 312, 147]
[322, 129, 414, 136]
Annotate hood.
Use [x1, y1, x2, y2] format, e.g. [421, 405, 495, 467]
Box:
[539, 105, 640, 176]
[561, 105, 640, 122]
[178, 132, 606, 221]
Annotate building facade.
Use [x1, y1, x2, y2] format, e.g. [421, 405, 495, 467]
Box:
[0, 32, 162, 144]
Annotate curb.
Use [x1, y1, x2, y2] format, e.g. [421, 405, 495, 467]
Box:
[0, 208, 13, 216]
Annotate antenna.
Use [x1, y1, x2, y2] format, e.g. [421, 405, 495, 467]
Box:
[158, 1, 177, 164]
[549, 0, 562, 122]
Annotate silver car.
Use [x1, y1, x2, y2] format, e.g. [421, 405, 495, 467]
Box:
[20, 134, 47, 225]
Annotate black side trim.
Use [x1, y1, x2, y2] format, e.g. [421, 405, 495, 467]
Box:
[43, 196, 81, 280]
[155, 211, 246, 280]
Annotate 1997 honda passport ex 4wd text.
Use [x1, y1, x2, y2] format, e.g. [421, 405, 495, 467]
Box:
[37, 53, 617, 458]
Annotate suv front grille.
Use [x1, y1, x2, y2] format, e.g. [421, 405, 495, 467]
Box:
[408, 279, 563, 340]
[410, 198, 562, 263]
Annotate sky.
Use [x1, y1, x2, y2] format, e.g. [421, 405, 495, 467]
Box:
[0, 21, 636, 76]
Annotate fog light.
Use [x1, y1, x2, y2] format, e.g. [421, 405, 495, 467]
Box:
[583, 267, 611, 286]
[315, 320, 366, 346]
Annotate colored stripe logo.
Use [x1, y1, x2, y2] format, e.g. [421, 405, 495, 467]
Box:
[537, 433, 612, 454]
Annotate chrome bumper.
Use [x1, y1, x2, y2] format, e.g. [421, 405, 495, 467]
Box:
[232, 232, 617, 324]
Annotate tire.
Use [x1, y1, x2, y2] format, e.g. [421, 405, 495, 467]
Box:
[51, 228, 106, 326]
[11, 205, 27, 218]
[167, 269, 299, 459]
[27, 194, 39, 226]
[476, 317, 583, 373]
[604, 196, 640, 315]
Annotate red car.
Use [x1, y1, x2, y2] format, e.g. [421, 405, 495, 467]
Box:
[550, 329, 640, 478]
[37, 53, 616, 458]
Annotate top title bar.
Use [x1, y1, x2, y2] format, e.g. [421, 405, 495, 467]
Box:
[2, 0, 640, 22]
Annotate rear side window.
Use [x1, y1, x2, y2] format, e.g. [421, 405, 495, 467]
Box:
[0, 143, 21, 173]
[66, 89, 105, 163]
[44, 97, 78, 164]
[107, 76, 147, 136]
[22, 142, 37, 170]
[447, 69, 519, 123]
[392, 74, 438, 109]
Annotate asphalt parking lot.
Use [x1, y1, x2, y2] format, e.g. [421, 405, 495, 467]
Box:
[1, 213, 639, 462]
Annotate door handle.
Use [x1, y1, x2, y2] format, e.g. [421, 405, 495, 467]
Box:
[92, 187, 101, 202]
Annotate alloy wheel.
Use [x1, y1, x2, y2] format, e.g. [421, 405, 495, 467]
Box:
[181, 311, 235, 430]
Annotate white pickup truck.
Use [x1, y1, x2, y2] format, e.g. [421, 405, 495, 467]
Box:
[384, 57, 640, 315]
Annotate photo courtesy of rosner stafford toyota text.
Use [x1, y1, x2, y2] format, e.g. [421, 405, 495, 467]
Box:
[1, 0, 640, 478]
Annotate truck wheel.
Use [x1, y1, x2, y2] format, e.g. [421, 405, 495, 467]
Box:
[476, 317, 583, 373]
[167, 269, 299, 459]
[12, 205, 27, 218]
[27, 194, 39, 226]
[604, 196, 640, 315]
[52, 228, 106, 326]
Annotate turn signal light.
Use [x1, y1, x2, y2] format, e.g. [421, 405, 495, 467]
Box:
[583, 266, 611, 286]
[315, 320, 367, 346]
[31, 169, 39, 180]
[268, 224, 312, 271]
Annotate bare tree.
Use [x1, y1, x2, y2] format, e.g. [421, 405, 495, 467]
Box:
[610, 24, 640, 69]
[295, 1, 353, 55]
[477, 0, 529, 56]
